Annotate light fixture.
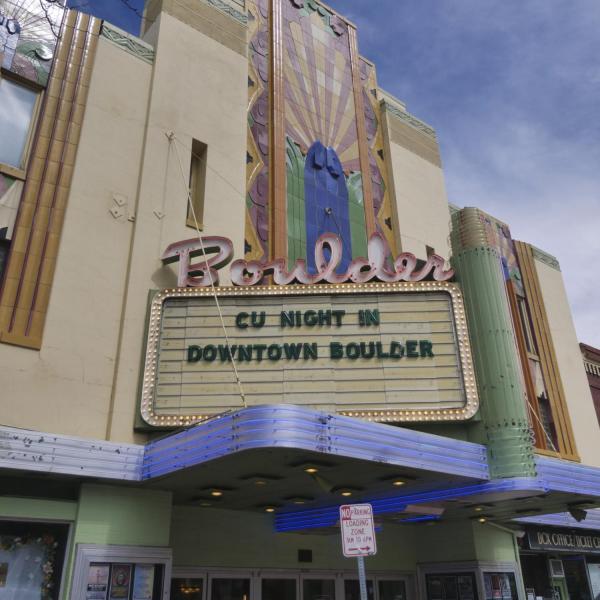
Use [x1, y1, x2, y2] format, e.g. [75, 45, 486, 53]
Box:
[285, 496, 314, 505]
[210, 489, 223, 497]
[379, 473, 415, 487]
[333, 486, 361, 497]
[304, 466, 319, 474]
[474, 506, 484, 512]
[265, 506, 276, 513]
[240, 474, 282, 485]
[261, 504, 282, 513]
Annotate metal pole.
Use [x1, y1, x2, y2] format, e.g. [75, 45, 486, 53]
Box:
[357, 556, 368, 600]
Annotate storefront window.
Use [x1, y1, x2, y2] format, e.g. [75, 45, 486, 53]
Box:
[587, 560, 600, 600]
[0, 77, 38, 169]
[425, 573, 477, 600]
[85, 562, 164, 600]
[0, 521, 69, 600]
[562, 556, 591, 600]
[482, 573, 517, 600]
[171, 578, 204, 600]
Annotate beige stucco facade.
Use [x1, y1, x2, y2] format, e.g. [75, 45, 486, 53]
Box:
[534, 256, 600, 467]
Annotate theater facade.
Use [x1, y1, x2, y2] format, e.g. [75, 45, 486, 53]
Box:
[0, 0, 599, 599]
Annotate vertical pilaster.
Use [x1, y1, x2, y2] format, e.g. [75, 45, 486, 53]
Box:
[451, 208, 536, 479]
[269, 0, 287, 259]
[348, 26, 375, 239]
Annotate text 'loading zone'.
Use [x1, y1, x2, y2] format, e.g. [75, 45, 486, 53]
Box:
[340, 504, 377, 558]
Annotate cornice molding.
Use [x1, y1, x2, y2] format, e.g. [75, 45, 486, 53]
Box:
[100, 22, 155, 64]
[203, 0, 248, 24]
[381, 99, 437, 140]
[531, 245, 561, 271]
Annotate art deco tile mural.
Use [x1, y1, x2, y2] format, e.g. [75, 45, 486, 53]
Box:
[244, 0, 397, 269]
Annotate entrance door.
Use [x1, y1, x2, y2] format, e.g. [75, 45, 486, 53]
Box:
[378, 579, 408, 600]
[301, 575, 337, 600]
[261, 575, 298, 600]
[209, 575, 252, 600]
[343, 578, 375, 600]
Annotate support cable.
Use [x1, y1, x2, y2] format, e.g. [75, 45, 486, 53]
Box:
[166, 131, 247, 410]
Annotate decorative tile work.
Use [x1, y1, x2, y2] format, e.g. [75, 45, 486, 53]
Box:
[359, 57, 397, 255]
[204, 0, 248, 24]
[245, 0, 270, 262]
[246, 0, 401, 265]
[0, 0, 66, 86]
[100, 22, 155, 64]
[281, 0, 366, 266]
[0, 11, 101, 349]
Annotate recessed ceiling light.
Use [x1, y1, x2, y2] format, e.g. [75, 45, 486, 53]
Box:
[210, 489, 223, 497]
[304, 466, 319, 474]
[265, 506, 276, 513]
[474, 506, 484, 512]
[392, 480, 405, 487]
[285, 496, 314, 505]
[478, 517, 487, 523]
[334, 487, 359, 497]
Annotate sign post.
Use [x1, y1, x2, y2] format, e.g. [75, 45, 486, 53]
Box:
[340, 504, 377, 600]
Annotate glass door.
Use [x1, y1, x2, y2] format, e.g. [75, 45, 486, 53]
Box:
[378, 579, 409, 600]
[261, 575, 298, 600]
[343, 578, 375, 600]
[301, 576, 337, 600]
[210, 576, 252, 600]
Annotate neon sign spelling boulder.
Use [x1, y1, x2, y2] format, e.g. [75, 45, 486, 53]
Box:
[161, 232, 454, 287]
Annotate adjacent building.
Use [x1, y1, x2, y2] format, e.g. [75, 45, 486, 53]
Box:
[0, 0, 599, 599]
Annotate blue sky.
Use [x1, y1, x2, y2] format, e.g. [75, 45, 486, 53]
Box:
[74, 0, 600, 346]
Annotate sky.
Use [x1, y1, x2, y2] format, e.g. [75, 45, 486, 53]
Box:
[71, 0, 600, 347]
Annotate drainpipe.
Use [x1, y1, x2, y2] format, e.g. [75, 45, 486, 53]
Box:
[450, 207, 536, 479]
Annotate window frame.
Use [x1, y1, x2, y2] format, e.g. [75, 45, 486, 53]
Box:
[0, 68, 44, 178]
[186, 138, 208, 231]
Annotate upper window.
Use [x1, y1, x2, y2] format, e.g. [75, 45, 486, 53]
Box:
[0, 77, 38, 170]
[186, 139, 207, 230]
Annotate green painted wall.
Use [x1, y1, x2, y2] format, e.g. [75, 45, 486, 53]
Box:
[0, 496, 77, 521]
[171, 506, 419, 571]
[62, 484, 172, 600]
[170, 508, 520, 572]
[73, 484, 172, 547]
[472, 524, 518, 563]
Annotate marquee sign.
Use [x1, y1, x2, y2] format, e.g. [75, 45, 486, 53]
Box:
[161, 232, 454, 287]
[140, 281, 478, 427]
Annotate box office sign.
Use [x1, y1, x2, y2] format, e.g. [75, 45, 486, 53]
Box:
[140, 281, 478, 427]
[526, 528, 600, 554]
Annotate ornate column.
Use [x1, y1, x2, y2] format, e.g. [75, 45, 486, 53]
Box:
[451, 208, 536, 479]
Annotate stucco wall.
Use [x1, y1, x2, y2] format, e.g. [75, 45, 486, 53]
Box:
[534, 257, 600, 467]
[0, 37, 152, 439]
[383, 114, 451, 260]
[105, 11, 248, 442]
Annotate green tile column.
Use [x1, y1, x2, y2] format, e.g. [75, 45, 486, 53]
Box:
[451, 208, 535, 479]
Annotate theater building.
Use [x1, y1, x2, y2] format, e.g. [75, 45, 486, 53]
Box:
[0, 0, 599, 599]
